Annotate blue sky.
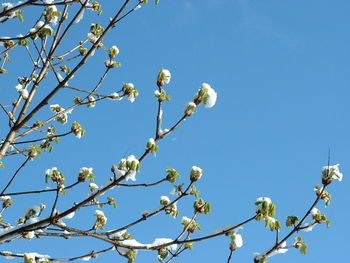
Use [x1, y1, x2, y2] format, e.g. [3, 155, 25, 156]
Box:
[0, 0, 349, 262]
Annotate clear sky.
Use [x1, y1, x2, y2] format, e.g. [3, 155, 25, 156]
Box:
[0, 0, 349, 262]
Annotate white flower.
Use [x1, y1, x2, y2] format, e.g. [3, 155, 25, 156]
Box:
[157, 68, 171, 86]
[42, 0, 54, 3]
[160, 195, 170, 206]
[152, 238, 177, 251]
[322, 164, 343, 182]
[64, 211, 75, 219]
[201, 83, 217, 108]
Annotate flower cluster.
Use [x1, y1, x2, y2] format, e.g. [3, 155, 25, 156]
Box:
[226, 228, 243, 251]
[146, 138, 159, 154]
[93, 210, 107, 230]
[322, 164, 343, 184]
[78, 167, 95, 182]
[165, 167, 180, 183]
[122, 83, 139, 103]
[255, 197, 280, 231]
[30, 21, 54, 38]
[1, 195, 13, 209]
[50, 104, 70, 124]
[181, 216, 201, 233]
[190, 166, 203, 182]
[193, 198, 211, 214]
[45, 167, 65, 192]
[193, 83, 217, 108]
[112, 155, 140, 182]
[156, 68, 171, 87]
[71, 121, 85, 139]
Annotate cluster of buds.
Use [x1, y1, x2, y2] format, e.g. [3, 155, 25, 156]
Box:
[78, 167, 95, 182]
[193, 83, 217, 108]
[293, 236, 308, 255]
[87, 95, 96, 108]
[44, 4, 61, 25]
[193, 198, 211, 214]
[122, 83, 139, 103]
[24, 204, 45, 220]
[146, 138, 159, 154]
[226, 228, 243, 251]
[322, 164, 343, 185]
[165, 167, 180, 183]
[112, 155, 140, 182]
[71, 121, 85, 139]
[255, 197, 280, 231]
[160, 196, 178, 217]
[45, 167, 65, 190]
[30, 21, 54, 39]
[190, 166, 203, 182]
[181, 216, 201, 233]
[184, 102, 196, 116]
[28, 145, 41, 159]
[314, 185, 332, 206]
[93, 210, 107, 230]
[154, 89, 170, 102]
[1, 196, 13, 209]
[50, 104, 70, 124]
[310, 207, 330, 227]
[156, 68, 171, 87]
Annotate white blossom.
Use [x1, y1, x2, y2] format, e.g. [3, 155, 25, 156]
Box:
[109, 92, 122, 100]
[134, 4, 141, 11]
